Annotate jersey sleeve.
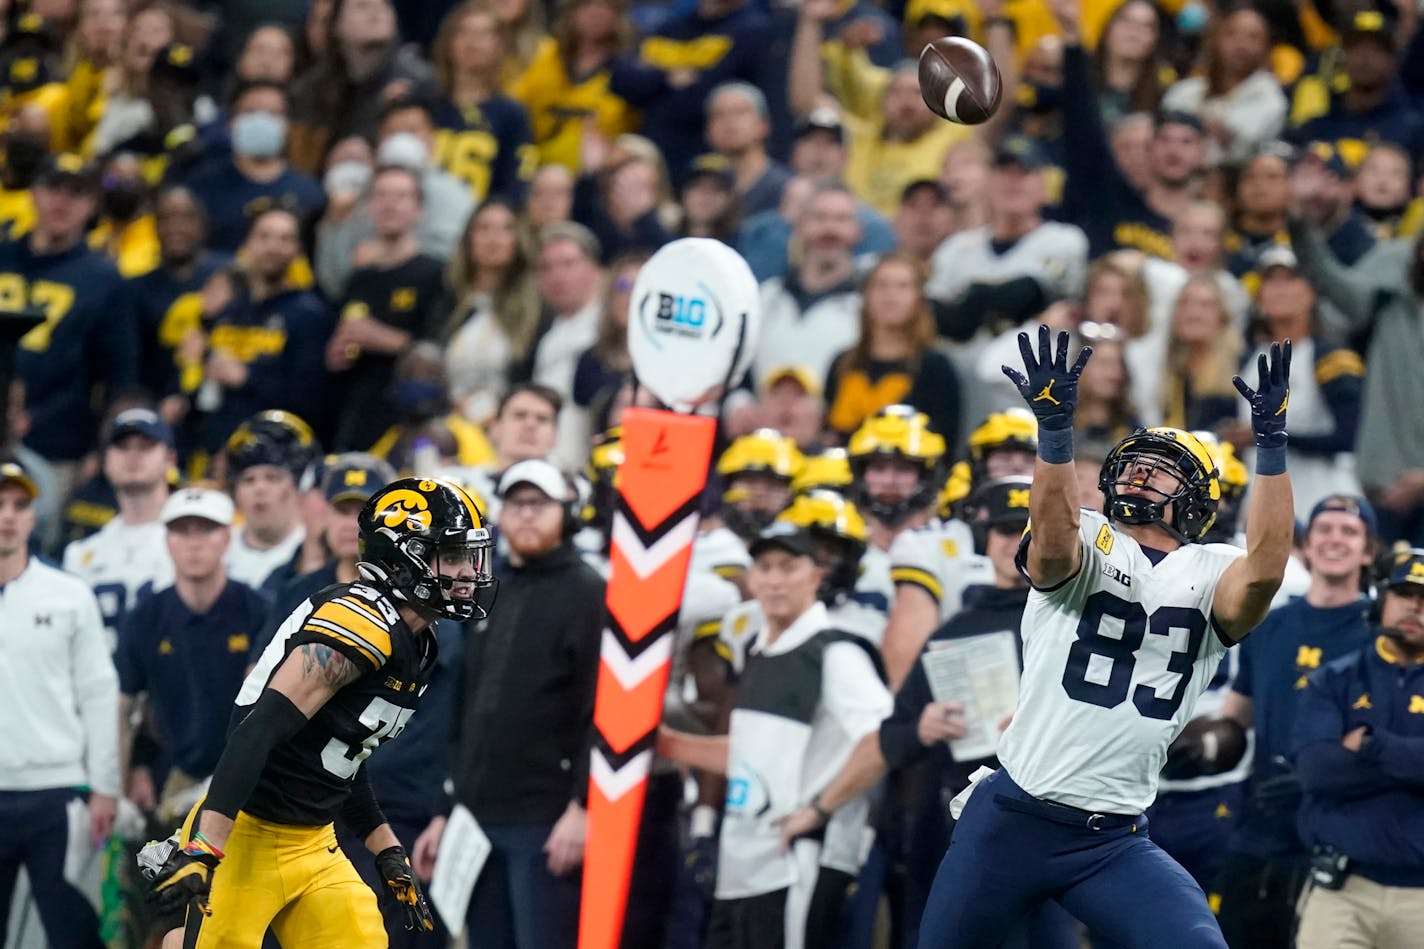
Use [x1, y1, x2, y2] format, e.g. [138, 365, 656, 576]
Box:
[1014, 510, 1110, 603]
[297, 590, 397, 673]
[889, 526, 948, 604]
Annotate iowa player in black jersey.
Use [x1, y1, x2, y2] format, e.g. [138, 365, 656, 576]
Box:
[148, 476, 495, 947]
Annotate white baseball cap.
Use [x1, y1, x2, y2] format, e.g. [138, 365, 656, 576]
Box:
[498, 459, 571, 501]
[161, 487, 235, 527]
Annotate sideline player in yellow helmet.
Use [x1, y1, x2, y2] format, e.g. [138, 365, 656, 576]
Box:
[847, 405, 944, 544]
[882, 411, 1036, 687]
[146, 477, 495, 947]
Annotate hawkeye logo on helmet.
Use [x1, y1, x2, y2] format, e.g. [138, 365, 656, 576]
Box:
[375, 489, 432, 531]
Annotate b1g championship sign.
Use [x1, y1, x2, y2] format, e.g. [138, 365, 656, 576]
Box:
[580, 239, 760, 949]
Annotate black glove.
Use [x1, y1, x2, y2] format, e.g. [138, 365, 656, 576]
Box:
[376, 845, 435, 932]
[1001, 324, 1092, 431]
[684, 834, 718, 903]
[1233, 340, 1291, 447]
[150, 846, 220, 918]
[1251, 758, 1303, 816]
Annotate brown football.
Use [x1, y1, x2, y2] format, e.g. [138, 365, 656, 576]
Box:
[917, 36, 1003, 125]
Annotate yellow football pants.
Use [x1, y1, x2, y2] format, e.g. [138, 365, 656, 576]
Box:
[178, 803, 387, 948]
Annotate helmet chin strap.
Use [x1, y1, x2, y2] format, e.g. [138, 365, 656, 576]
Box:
[1107, 494, 1190, 545]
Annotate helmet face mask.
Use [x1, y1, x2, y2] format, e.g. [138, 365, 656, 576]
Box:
[848, 406, 945, 528]
[358, 478, 497, 622]
[1099, 429, 1220, 544]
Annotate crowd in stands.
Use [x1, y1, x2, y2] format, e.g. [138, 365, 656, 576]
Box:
[0, 0, 1421, 945]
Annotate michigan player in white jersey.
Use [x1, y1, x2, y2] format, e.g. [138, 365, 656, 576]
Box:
[883, 411, 1037, 686]
[63, 409, 176, 640]
[917, 327, 1294, 948]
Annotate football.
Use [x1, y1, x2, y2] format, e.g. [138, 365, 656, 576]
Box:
[917, 36, 1003, 125]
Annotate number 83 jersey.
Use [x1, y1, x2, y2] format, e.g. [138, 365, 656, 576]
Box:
[234, 582, 438, 826]
[997, 510, 1241, 815]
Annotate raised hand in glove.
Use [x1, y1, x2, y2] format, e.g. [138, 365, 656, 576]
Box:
[150, 844, 221, 918]
[376, 845, 435, 932]
[1001, 324, 1092, 431]
[1233, 340, 1291, 448]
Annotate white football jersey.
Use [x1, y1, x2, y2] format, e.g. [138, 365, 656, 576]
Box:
[62, 518, 173, 640]
[690, 526, 751, 583]
[888, 518, 994, 622]
[225, 525, 305, 590]
[997, 510, 1242, 814]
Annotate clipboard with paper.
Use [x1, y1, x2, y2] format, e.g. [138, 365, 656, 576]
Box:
[920, 630, 1021, 761]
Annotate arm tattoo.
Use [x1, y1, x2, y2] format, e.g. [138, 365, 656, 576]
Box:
[298, 642, 361, 690]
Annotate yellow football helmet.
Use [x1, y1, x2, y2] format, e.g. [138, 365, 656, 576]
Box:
[937, 460, 974, 520]
[583, 427, 624, 530]
[717, 429, 804, 482]
[1191, 430, 1248, 543]
[967, 409, 1039, 466]
[775, 490, 868, 597]
[848, 405, 946, 526]
[792, 449, 853, 496]
[1100, 427, 1222, 542]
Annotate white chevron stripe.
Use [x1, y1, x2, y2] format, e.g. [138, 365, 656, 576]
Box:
[590, 748, 653, 802]
[600, 629, 673, 690]
[611, 511, 700, 579]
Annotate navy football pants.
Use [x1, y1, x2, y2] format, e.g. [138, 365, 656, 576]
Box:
[917, 770, 1227, 949]
[0, 788, 103, 948]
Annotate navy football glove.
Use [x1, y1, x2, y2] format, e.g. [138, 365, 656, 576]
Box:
[1233, 340, 1291, 448]
[1001, 324, 1092, 431]
[376, 845, 435, 932]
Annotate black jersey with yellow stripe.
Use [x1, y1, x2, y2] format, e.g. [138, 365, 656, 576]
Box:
[235, 582, 437, 826]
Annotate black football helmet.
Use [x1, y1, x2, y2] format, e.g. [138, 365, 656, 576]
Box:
[1099, 428, 1221, 543]
[226, 410, 319, 481]
[357, 477, 496, 621]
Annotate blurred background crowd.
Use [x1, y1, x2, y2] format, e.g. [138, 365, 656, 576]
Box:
[0, 0, 1421, 944]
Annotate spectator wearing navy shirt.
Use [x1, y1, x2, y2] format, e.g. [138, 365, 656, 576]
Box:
[129, 186, 228, 418]
[186, 80, 325, 254]
[115, 486, 266, 825]
[1288, 11, 1424, 164]
[196, 208, 335, 452]
[3, 155, 138, 495]
[609, 0, 771, 181]
[1215, 495, 1379, 949]
[1292, 546, 1424, 948]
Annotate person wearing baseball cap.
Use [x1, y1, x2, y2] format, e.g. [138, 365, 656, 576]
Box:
[1291, 542, 1424, 948]
[115, 485, 268, 826]
[1, 147, 138, 488]
[1291, 9, 1423, 172]
[659, 516, 892, 948]
[62, 406, 178, 641]
[255, 453, 399, 647]
[0, 454, 119, 948]
[1215, 492, 1378, 944]
[422, 456, 602, 947]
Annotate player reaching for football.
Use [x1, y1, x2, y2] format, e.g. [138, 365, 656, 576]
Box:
[144, 477, 495, 948]
[912, 326, 1294, 948]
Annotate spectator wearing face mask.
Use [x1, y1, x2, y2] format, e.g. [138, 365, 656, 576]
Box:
[185, 80, 324, 254]
[89, 151, 159, 277]
[315, 96, 475, 297]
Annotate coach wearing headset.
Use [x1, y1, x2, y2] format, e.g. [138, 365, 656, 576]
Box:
[1290, 546, 1424, 948]
[413, 459, 604, 949]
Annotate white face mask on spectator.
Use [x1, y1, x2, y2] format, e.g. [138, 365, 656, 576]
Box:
[376, 132, 429, 171]
[324, 160, 373, 197]
[231, 111, 287, 159]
